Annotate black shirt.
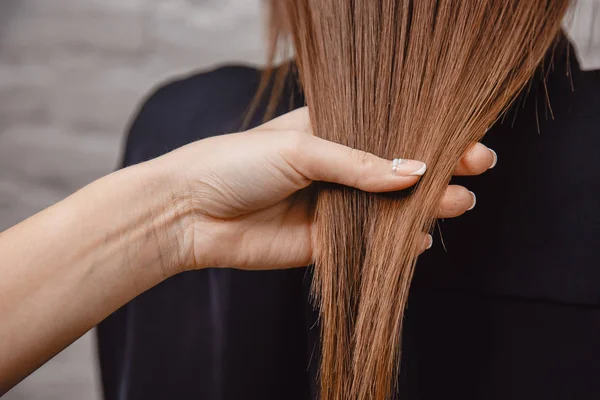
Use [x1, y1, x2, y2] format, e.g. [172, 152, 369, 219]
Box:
[97, 43, 600, 400]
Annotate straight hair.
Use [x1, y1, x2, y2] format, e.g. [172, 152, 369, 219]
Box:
[263, 1, 570, 398]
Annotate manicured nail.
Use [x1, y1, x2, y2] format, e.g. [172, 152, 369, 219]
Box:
[489, 149, 498, 169]
[392, 158, 427, 176]
[426, 234, 433, 250]
[468, 191, 477, 210]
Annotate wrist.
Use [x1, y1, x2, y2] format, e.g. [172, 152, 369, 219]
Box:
[149, 149, 236, 271]
[112, 160, 190, 277]
[140, 151, 227, 273]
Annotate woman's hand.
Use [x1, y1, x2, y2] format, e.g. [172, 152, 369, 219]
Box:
[0, 106, 495, 389]
[156, 107, 496, 272]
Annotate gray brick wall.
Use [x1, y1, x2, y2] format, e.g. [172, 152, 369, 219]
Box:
[1, 1, 264, 398]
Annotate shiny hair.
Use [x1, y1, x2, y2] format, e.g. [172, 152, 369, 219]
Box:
[263, 1, 569, 398]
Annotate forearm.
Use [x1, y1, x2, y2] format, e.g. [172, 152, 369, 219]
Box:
[0, 161, 183, 391]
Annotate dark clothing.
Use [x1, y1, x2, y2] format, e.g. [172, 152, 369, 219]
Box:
[97, 43, 600, 399]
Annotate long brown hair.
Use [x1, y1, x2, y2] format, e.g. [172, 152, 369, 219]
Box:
[264, 1, 570, 398]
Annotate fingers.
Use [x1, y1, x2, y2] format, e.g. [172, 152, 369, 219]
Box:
[454, 142, 497, 176]
[283, 131, 426, 192]
[437, 185, 476, 218]
[263, 110, 489, 211]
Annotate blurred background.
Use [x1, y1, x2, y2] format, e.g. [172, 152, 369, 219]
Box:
[0, 0, 265, 398]
[0, 0, 598, 399]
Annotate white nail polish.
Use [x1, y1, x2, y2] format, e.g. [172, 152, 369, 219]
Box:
[489, 149, 498, 169]
[409, 163, 427, 176]
[468, 191, 477, 210]
[392, 159, 427, 176]
[426, 234, 433, 249]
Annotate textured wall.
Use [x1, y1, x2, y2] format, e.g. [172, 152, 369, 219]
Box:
[0, 1, 264, 398]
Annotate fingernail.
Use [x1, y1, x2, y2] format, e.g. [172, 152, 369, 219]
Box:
[426, 234, 433, 250]
[392, 158, 427, 176]
[489, 149, 498, 169]
[468, 191, 477, 210]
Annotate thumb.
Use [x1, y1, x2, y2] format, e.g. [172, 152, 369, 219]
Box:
[282, 132, 427, 192]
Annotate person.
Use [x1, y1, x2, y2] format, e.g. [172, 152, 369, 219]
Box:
[0, 104, 491, 394]
[96, 35, 600, 399]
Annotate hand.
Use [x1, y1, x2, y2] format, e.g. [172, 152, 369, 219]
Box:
[157, 107, 496, 272]
[0, 107, 495, 389]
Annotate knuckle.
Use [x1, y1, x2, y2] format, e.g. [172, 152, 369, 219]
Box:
[349, 148, 375, 169]
[440, 186, 470, 216]
[347, 149, 376, 188]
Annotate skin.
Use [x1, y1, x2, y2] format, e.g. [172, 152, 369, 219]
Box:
[0, 107, 494, 392]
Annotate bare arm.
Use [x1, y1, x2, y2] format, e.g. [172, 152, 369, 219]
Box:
[0, 162, 179, 391]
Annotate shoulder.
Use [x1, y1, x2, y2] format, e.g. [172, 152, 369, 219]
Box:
[122, 65, 263, 166]
[143, 65, 262, 116]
